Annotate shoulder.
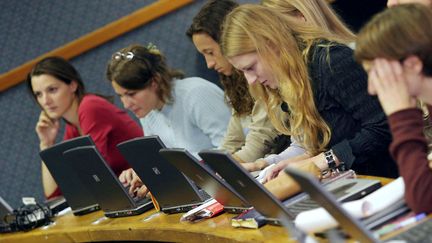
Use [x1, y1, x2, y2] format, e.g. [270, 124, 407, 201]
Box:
[79, 94, 115, 111]
[78, 94, 123, 119]
[174, 77, 221, 91]
[173, 77, 223, 100]
[310, 42, 353, 65]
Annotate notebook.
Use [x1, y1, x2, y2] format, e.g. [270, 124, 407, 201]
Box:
[199, 150, 380, 225]
[39, 135, 100, 216]
[116, 136, 210, 214]
[284, 167, 432, 243]
[63, 145, 153, 218]
[159, 148, 251, 213]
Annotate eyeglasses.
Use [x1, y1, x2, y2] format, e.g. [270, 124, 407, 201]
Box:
[112, 51, 140, 61]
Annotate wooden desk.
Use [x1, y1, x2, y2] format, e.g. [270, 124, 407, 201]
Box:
[0, 209, 293, 243]
[0, 176, 392, 243]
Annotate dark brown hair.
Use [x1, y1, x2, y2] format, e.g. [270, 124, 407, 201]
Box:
[26, 56, 85, 102]
[106, 44, 184, 104]
[187, 0, 254, 116]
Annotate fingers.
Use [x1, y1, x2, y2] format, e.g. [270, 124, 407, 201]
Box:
[129, 174, 143, 196]
[118, 169, 129, 185]
[368, 58, 416, 115]
[119, 168, 137, 186]
[39, 111, 55, 126]
[36, 111, 59, 130]
[136, 185, 149, 198]
[264, 166, 280, 183]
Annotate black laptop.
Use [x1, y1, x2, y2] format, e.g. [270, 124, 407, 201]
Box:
[39, 136, 100, 216]
[159, 148, 251, 213]
[63, 145, 153, 218]
[117, 136, 210, 214]
[284, 167, 432, 243]
[199, 150, 381, 225]
[0, 197, 13, 223]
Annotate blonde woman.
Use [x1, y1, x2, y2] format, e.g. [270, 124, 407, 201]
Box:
[221, 5, 397, 199]
[250, 0, 356, 171]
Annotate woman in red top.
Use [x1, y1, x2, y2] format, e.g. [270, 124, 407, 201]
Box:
[355, 4, 432, 213]
[26, 57, 143, 199]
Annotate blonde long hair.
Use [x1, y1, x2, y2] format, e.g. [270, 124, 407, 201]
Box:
[262, 0, 355, 43]
[221, 4, 349, 154]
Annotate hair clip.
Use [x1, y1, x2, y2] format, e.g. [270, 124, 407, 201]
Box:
[146, 43, 160, 55]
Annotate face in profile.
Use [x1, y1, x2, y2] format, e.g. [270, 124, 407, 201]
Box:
[387, 0, 432, 7]
[31, 74, 77, 120]
[192, 33, 233, 76]
[228, 52, 277, 89]
[111, 81, 160, 118]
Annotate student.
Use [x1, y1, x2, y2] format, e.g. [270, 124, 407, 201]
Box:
[186, 0, 293, 167]
[27, 57, 143, 199]
[250, 0, 357, 171]
[221, 5, 398, 199]
[355, 4, 432, 213]
[106, 44, 231, 195]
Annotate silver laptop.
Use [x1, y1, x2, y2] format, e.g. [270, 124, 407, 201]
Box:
[117, 136, 210, 214]
[284, 167, 432, 243]
[159, 148, 251, 213]
[199, 150, 381, 225]
[63, 145, 153, 218]
[39, 136, 100, 216]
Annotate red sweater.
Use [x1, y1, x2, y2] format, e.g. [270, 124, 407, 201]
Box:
[388, 105, 432, 213]
[48, 94, 143, 199]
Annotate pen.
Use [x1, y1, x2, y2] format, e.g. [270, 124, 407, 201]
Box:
[397, 213, 426, 228]
[374, 213, 426, 238]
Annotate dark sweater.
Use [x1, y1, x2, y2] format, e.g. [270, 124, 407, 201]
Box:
[389, 106, 432, 213]
[307, 43, 398, 178]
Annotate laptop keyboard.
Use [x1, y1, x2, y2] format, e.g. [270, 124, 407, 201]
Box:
[286, 197, 320, 216]
[388, 218, 432, 243]
[198, 189, 212, 201]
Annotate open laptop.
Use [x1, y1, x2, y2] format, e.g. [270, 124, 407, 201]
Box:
[284, 167, 432, 243]
[116, 136, 210, 214]
[159, 148, 251, 213]
[199, 150, 381, 225]
[39, 135, 100, 216]
[63, 145, 153, 218]
[0, 197, 14, 233]
[0, 197, 13, 223]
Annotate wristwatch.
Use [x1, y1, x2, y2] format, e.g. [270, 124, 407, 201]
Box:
[324, 149, 337, 170]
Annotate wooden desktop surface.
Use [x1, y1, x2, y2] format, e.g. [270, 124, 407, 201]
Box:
[0, 175, 392, 243]
[0, 208, 293, 243]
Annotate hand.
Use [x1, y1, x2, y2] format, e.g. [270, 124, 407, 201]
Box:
[241, 159, 268, 172]
[36, 111, 60, 149]
[263, 161, 288, 184]
[369, 59, 416, 115]
[118, 168, 138, 187]
[134, 185, 149, 198]
[129, 174, 148, 198]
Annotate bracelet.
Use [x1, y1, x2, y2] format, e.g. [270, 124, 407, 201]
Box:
[321, 150, 346, 179]
[324, 150, 337, 170]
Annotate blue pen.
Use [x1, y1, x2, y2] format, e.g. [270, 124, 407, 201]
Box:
[373, 213, 427, 238]
[397, 213, 426, 229]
